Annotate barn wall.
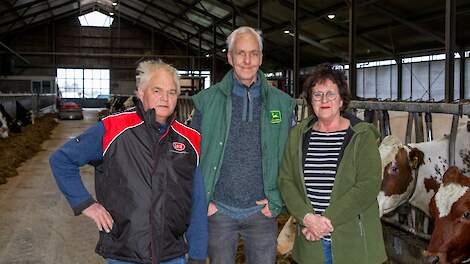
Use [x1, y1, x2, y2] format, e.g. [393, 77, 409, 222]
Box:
[0, 14, 222, 96]
[348, 59, 469, 101]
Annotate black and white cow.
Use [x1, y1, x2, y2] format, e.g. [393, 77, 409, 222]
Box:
[0, 108, 8, 138]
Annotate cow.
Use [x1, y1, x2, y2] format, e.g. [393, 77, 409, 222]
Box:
[15, 101, 32, 126]
[423, 166, 470, 264]
[375, 124, 469, 217]
[0, 104, 21, 133]
[378, 135, 424, 216]
[408, 124, 470, 216]
[0, 109, 8, 138]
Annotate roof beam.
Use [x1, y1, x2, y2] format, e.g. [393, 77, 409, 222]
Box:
[134, 0, 228, 41]
[371, 4, 445, 44]
[119, 1, 214, 49]
[186, 0, 259, 41]
[0, 0, 48, 16]
[0, 0, 75, 28]
[132, 0, 153, 25]
[116, 11, 216, 62]
[0, 40, 30, 64]
[133, 0, 232, 50]
[277, 0, 394, 56]
[164, 0, 201, 31]
[0, 5, 89, 38]
[321, 3, 470, 43]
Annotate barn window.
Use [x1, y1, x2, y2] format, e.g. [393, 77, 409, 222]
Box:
[78, 11, 113, 27]
[57, 68, 110, 98]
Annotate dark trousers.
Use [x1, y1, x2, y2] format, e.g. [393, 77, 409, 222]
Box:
[208, 211, 277, 264]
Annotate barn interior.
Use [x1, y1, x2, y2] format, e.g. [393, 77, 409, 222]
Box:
[0, 0, 469, 263]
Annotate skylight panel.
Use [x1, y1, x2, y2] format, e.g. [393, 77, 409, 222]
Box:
[78, 11, 113, 27]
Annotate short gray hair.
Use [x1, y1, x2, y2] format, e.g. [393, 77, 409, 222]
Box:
[136, 60, 180, 94]
[226, 26, 263, 53]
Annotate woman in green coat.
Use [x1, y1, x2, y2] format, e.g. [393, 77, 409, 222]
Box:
[278, 64, 387, 264]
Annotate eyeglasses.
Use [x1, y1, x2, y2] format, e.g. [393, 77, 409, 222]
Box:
[312, 91, 338, 102]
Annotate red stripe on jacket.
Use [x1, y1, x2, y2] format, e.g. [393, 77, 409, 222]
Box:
[171, 120, 201, 165]
[102, 112, 143, 155]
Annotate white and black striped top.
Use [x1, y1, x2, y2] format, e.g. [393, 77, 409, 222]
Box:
[304, 129, 346, 213]
[304, 129, 346, 240]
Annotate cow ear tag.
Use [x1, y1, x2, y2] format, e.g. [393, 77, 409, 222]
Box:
[270, 110, 282, 124]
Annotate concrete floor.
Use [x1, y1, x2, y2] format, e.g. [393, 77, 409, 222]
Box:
[0, 109, 104, 264]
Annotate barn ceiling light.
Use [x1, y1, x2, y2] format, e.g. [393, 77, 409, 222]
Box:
[283, 30, 290, 34]
[222, 48, 226, 52]
[327, 14, 335, 19]
[109, 12, 114, 16]
[112, 2, 117, 6]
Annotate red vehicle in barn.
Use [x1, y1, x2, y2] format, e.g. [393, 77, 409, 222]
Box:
[58, 102, 84, 120]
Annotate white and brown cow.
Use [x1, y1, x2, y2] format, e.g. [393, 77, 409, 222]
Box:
[423, 166, 470, 264]
[378, 135, 424, 216]
[408, 125, 470, 216]
[378, 124, 469, 217]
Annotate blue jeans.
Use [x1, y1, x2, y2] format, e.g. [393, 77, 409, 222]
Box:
[107, 256, 185, 264]
[208, 211, 277, 264]
[321, 239, 333, 264]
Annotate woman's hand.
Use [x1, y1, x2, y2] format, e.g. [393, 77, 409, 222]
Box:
[302, 227, 321, 241]
[303, 213, 334, 239]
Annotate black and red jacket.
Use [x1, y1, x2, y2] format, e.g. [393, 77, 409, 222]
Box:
[50, 100, 207, 264]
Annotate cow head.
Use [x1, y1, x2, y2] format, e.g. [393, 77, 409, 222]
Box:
[378, 135, 424, 216]
[424, 166, 470, 264]
[381, 147, 424, 196]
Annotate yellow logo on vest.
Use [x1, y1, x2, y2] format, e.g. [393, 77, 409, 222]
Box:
[270, 110, 282, 124]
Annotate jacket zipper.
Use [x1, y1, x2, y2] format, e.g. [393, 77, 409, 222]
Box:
[247, 89, 251, 121]
[150, 132, 167, 264]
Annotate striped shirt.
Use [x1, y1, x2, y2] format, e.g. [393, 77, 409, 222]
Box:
[304, 129, 346, 240]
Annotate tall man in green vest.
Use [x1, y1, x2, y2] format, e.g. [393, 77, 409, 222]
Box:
[191, 26, 295, 263]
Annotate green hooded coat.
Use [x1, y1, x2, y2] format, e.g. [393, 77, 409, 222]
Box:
[279, 115, 387, 264]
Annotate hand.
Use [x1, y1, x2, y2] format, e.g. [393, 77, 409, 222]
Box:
[303, 213, 333, 238]
[302, 227, 321, 241]
[256, 199, 273, 218]
[208, 202, 218, 216]
[82, 203, 114, 233]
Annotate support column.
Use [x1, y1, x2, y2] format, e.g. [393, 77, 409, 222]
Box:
[445, 0, 456, 102]
[211, 23, 216, 85]
[257, 0, 262, 30]
[460, 50, 465, 100]
[397, 56, 403, 100]
[349, 0, 357, 99]
[293, 0, 299, 97]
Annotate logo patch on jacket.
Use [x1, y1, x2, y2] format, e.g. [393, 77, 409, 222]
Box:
[270, 110, 282, 124]
[172, 142, 186, 151]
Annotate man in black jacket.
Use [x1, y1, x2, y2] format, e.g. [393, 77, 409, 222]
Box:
[50, 60, 208, 264]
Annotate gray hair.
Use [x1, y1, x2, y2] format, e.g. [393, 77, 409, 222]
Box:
[136, 60, 180, 94]
[226, 26, 263, 53]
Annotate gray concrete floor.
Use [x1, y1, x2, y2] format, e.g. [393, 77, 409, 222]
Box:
[0, 109, 104, 264]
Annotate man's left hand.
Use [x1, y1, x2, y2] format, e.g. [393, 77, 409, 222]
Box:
[256, 199, 273, 218]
